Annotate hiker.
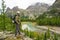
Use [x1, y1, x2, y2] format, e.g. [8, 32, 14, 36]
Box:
[14, 11, 21, 36]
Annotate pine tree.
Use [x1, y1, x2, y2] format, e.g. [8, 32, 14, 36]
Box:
[1, 0, 6, 14]
[1, 0, 6, 31]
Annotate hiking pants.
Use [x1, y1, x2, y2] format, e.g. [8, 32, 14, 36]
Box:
[15, 23, 20, 36]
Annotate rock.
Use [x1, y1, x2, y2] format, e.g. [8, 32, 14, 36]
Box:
[24, 37, 33, 40]
[0, 31, 33, 40]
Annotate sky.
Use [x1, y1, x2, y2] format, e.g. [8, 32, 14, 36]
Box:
[0, 0, 56, 9]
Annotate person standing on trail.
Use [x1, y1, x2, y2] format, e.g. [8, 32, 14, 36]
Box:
[14, 11, 21, 36]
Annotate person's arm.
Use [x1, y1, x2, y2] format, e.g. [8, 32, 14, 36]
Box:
[15, 16, 20, 24]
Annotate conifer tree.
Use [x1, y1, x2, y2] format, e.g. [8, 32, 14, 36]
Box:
[1, 0, 6, 30]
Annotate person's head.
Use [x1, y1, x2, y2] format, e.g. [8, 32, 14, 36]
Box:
[16, 11, 20, 16]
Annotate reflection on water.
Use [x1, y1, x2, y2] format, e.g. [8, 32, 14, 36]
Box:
[21, 22, 47, 33]
[22, 23, 36, 31]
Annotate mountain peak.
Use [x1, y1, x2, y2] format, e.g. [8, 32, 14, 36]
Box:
[26, 2, 50, 16]
[27, 2, 49, 9]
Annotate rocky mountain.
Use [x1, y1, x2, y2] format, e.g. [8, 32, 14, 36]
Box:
[12, 6, 20, 13]
[6, 7, 12, 13]
[6, 6, 29, 18]
[6, 6, 20, 14]
[6, 2, 50, 19]
[52, 0, 60, 8]
[42, 0, 60, 18]
[50, 0, 60, 11]
[26, 2, 50, 16]
[6, 7, 13, 17]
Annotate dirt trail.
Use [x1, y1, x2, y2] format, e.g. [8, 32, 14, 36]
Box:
[36, 26, 60, 34]
[49, 26, 60, 34]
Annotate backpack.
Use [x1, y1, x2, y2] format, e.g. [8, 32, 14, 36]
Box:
[12, 15, 16, 23]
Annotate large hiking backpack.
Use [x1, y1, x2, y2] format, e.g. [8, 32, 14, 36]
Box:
[12, 15, 16, 23]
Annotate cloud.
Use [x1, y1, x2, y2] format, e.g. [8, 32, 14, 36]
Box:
[0, 0, 56, 9]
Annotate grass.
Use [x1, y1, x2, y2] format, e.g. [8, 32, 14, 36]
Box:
[23, 28, 60, 40]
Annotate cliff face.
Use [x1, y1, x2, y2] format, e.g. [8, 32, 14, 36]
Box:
[46, 0, 60, 16]
[52, 0, 60, 10]
[26, 2, 49, 16]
